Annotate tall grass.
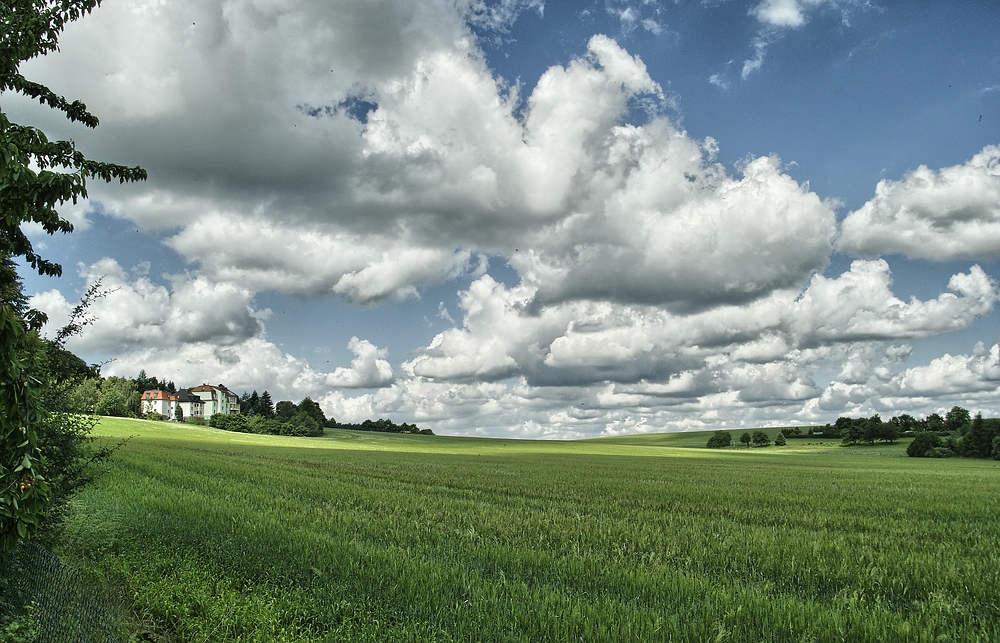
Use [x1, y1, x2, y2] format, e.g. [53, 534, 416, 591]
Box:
[58, 419, 1000, 641]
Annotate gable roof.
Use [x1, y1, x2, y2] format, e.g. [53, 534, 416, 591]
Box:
[175, 389, 204, 404]
[140, 389, 176, 401]
[190, 383, 239, 401]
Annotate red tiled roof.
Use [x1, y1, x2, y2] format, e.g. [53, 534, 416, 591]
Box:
[141, 389, 177, 401]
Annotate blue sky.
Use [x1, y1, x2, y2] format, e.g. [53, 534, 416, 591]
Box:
[11, 0, 1000, 437]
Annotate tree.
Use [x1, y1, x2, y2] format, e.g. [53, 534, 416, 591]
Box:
[95, 377, 140, 417]
[925, 413, 944, 432]
[862, 414, 882, 445]
[751, 431, 770, 447]
[773, 432, 786, 446]
[876, 420, 900, 444]
[890, 414, 917, 434]
[288, 412, 324, 437]
[275, 400, 297, 423]
[1, 1, 147, 277]
[739, 432, 752, 448]
[245, 391, 260, 416]
[135, 370, 154, 393]
[840, 418, 864, 446]
[964, 412, 991, 458]
[66, 377, 100, 413]
[258, 391, 275, 419]
[297, 397, 332, 427]
[174, 404, 184, 422]
[706, 431, 732, 448]
[1, 0, 146, 551]
[944, 406, 971, 434]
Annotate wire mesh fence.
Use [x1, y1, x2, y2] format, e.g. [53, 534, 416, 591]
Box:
[0, 540, 120, 643]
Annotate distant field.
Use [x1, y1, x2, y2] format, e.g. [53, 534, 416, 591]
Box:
[58, 418, 1000, 641]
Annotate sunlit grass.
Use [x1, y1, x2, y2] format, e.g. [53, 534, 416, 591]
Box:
[61, 417, 1000, 641]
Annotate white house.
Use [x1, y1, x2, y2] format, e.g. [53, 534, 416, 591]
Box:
[189, 384, 240, 418]
[140, 389, 176, 418]
[174, 389, 205, 420]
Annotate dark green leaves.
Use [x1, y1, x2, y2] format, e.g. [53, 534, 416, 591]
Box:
[1, 0, 144, 550]
[1, 1, 146, 278]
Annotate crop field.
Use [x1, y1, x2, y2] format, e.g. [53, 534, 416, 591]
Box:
[55, 418, 1000, 642]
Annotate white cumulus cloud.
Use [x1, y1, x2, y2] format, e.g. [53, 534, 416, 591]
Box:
[839, 145, 1000, 260]
[326, 337, 395, 389]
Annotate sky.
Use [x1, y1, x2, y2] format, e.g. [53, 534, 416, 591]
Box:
[8, 0, 1000, 438]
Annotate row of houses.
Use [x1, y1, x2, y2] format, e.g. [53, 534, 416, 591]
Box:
[140, 383, 240, 420]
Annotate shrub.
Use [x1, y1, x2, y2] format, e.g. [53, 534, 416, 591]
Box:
[209, 414, 250, 433]
[907, 431, 941, 457]
[247, 417, 286, 435]
[284, 413, 323, 437]
[186, 416, 206, 426]
[142, 411, 164, 422]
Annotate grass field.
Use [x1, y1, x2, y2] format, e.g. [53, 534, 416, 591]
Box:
[55, 418, 1000, 642]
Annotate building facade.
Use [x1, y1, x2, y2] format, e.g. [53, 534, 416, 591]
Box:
[140, 389, 176, 418]
[189, 384, 241, 418]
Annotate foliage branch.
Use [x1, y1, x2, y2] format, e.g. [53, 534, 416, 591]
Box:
[1, 0, 146, 551]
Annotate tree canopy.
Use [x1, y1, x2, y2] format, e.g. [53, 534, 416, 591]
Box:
[1, 0, 146, 551]
[706, 430, 732, 448]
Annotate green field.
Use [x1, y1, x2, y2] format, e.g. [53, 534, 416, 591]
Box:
[55, 418, 1000, 642]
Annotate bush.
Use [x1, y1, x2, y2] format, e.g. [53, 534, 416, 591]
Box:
[907, 431, 941, 457]
[928, 447, 954, 458]
[285, 413, 323, 437]
[142, 411, 164, 422]
[186, 416, 206, 426]
[247, 416, 284, 435]
[209, 414, 250, 433]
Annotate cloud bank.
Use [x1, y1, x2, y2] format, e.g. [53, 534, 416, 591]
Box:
[15, 0, 1000, 437]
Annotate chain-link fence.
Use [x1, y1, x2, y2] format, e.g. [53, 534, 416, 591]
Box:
[0, 541, 120, 643]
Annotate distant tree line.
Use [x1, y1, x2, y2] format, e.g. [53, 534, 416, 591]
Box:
[208, 412, 324, 438]
[829, 415, 901, 446]
[903, 407, 1000, 460]
[194, 395, 327, 437]
[334, 418, 434, 435]
[239, 390, 275, 419]
[706, 430, 774, 448]
[705, 406, 1000, 460]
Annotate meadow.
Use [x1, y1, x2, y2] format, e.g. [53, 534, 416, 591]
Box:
[56, 418, 1000, 642]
